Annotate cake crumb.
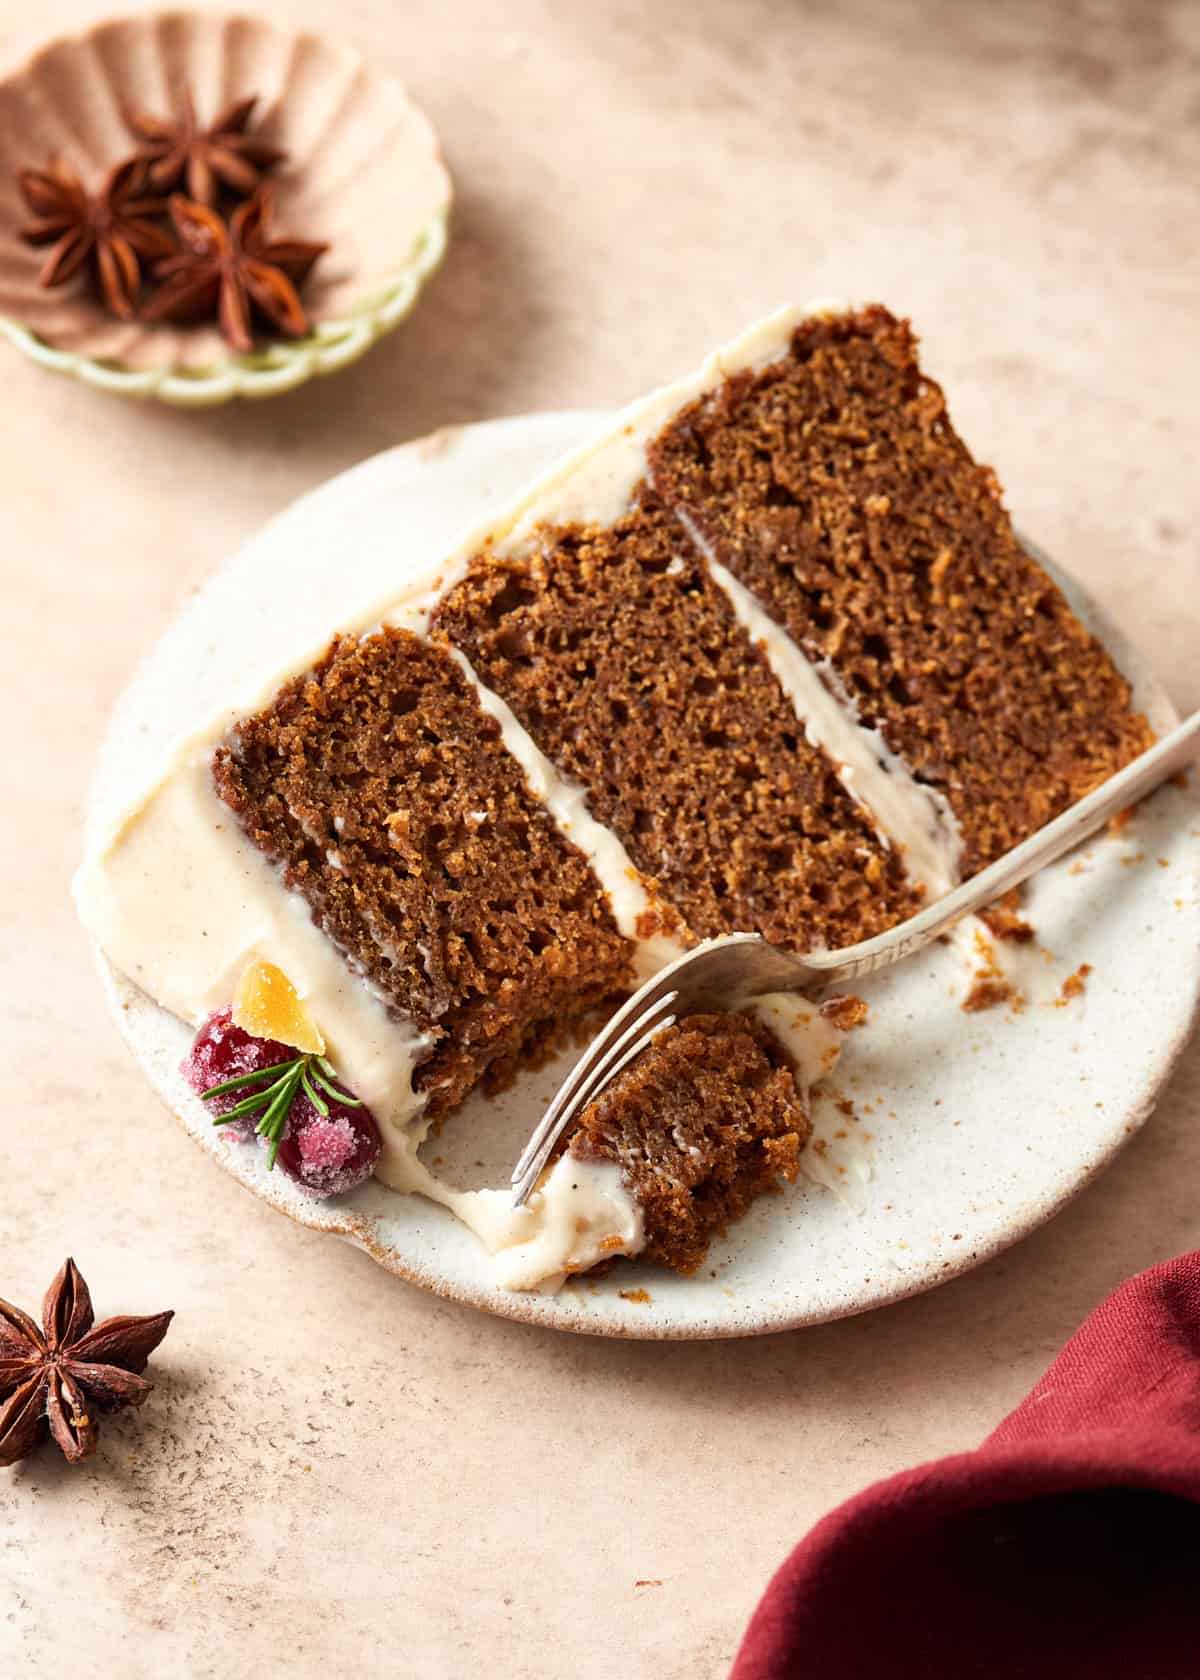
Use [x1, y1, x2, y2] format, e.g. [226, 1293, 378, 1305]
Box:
[635, 900, 684, 942]
[962, 928, 1021, 1014]
[634, 1579, 663, 1590]
[619, 1288, 652, 1305]
[1108, 807, 1135, 836]
[1055, 963, 1092, 1006]
[820, 993, 869, 1031]
[570, 1013, 810, 1274]
[978, 886, 1034, 943]
[962, 975, 1014, 1013]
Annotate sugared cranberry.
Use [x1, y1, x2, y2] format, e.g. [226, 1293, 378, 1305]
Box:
[182, 1008, 294, 1138]
[181, 1008, 382, 1199]
[276, 1102, 382, 1198]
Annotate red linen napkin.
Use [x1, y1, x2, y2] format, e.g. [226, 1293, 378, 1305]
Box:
[732, 1252, 1200, 1679]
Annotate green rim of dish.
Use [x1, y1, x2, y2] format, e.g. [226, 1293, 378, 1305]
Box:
[0, 208, 449, 408]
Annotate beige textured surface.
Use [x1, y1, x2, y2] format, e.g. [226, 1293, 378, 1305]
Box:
[0, 2, 1197, 1676]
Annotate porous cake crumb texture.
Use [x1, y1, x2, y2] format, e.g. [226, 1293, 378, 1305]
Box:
[567, 1012, 811, 1274]
[435, 497, 921, 950]
[213, 629, 631, 1116]
[648, 306, 1152, 874]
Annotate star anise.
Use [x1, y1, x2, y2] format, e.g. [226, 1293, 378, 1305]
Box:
[124, 90, 286, 207]
[143, 187, 327, 353]
[16, 156, 175, 319]
[0, 1258, 173, 1467]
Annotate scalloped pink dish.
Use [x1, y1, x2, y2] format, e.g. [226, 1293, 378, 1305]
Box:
[0, 10, 450, 400]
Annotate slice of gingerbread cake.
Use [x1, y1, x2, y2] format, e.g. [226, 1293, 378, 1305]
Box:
[76, 301, 1151, 1291]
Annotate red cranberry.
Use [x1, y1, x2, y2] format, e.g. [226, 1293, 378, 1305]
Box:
[181, 1009, 382, 1198]
[276, 1099, 382, 1198]
[181, 1008, 294, 1139]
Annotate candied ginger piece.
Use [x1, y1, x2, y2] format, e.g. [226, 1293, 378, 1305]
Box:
[232, 959, 325, 1055]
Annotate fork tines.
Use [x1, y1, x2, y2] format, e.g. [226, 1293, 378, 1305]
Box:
[509, 988, 679, 1206]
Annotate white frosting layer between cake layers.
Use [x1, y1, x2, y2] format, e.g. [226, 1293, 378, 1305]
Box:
[75, 298, 962, 1291]
[684, 527, 962, 897]
[447, 648, 687, 981]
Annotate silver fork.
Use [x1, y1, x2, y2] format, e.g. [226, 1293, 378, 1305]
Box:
[511, 708, 1200, 1206]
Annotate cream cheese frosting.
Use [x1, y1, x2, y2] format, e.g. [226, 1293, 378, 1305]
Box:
[447, 648, 688, 982]
[76, 752, 433, 1140]
[750, 996, 843, 1093]
[75, 299, 956, 1292]
[380, 1130, 645, 1293]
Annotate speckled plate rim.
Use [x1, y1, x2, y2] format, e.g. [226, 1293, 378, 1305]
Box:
[87, 412, 1200, 1339]
[0, 10, 451, 406]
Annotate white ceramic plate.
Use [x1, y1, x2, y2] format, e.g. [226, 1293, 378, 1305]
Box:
[85, 412, 1200, 1338]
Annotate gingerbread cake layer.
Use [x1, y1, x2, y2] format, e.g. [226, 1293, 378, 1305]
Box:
[212, 627, 631, 1117]
[567, 1011, 811, 1275]
[434, 493, 922, 950]
[647, 306, 1153, 874]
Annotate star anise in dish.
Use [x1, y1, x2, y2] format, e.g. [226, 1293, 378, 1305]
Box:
[124, 90, 286, 207]
[143, 187, 327, 353]
[0, 1258, 173, 1467]
[16, 156, 175, 318]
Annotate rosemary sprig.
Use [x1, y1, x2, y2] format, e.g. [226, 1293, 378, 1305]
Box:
[200, 1052, 362, 1170]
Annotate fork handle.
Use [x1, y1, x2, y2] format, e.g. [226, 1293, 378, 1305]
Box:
[803, 708, 1200, 992]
